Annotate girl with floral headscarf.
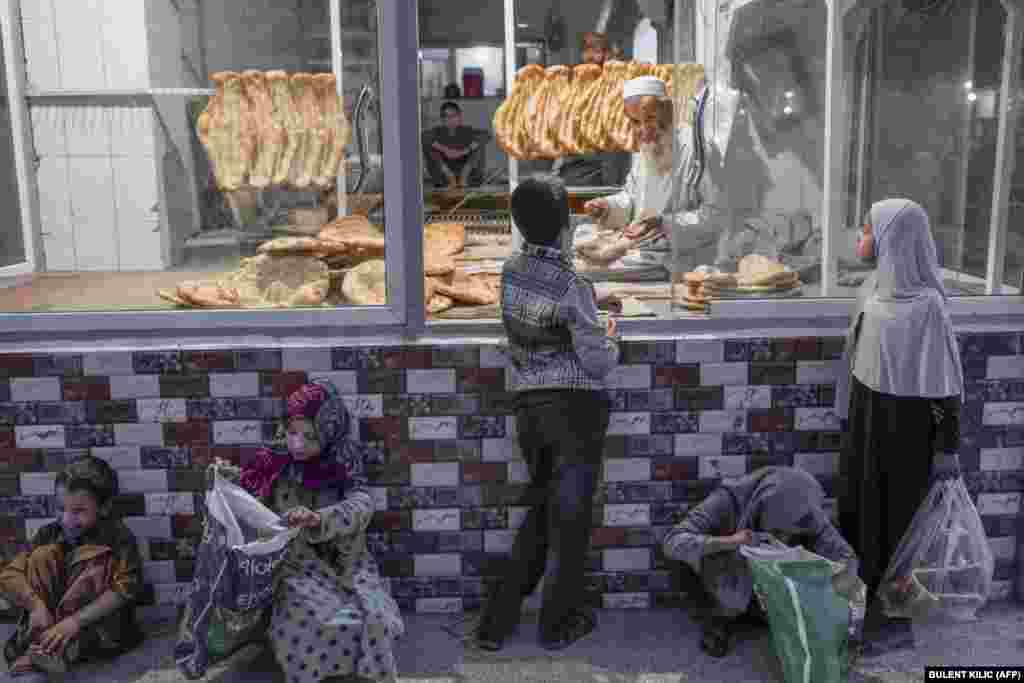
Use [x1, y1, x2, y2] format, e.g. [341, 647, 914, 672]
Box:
[237, 379, 403, 683]
[835, 199, 963, 640]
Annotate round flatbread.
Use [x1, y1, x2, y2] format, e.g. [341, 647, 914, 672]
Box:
[427, 294, 454, 314]
[176, 281, 241, 308]
[433, 270, 498, 305]
[157, 288, 189, 306]
[424, 250, 456, 276]
[342, 259, 387, 305]
[424, 222, 466, 256]
[257, 236, 326, 255]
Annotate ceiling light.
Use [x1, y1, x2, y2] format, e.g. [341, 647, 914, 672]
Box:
[517, 23, 529, 28]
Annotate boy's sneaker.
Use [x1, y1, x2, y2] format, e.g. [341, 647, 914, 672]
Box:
[539, 608, 596, 651]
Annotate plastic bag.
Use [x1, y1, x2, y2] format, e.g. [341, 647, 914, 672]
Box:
[742, 543, 866, 683]
[175, 473, 300, 679]
[878, 473, 994, 622]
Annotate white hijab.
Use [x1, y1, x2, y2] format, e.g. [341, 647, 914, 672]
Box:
[835, 199, 963, 418]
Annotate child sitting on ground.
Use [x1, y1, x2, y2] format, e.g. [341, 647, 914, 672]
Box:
[0, 456, 144, 682]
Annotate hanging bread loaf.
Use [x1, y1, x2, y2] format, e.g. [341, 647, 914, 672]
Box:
[560, 64, 602, 154]
[539, 66, 573, 158]
[494, 65, 544, 155]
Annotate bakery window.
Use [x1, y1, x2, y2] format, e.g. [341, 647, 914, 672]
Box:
[0, 0, 425, 333]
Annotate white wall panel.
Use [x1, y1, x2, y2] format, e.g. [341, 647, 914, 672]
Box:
[19, 0, 60, 91]
[54, 0, 106, 91]
[36, 157, 76, 270]
[112, 156, 163, 270]
[100, 0, 150, 89]
[66, 157, 118, 270]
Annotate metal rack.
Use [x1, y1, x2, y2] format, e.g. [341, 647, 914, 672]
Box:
[424, 210, 511, 235]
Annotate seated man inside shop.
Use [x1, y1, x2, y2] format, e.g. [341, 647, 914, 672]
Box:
[422, 101, 488, 188]
[662, 466, 859, 658]
[574, 75, 717, 278]
[551, 32, 630, 187]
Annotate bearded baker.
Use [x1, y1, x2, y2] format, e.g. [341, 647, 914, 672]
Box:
[575, 75, 715, 276]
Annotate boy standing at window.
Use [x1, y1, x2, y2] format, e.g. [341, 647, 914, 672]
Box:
[473, 174, 619, 652]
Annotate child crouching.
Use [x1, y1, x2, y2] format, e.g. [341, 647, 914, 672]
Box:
[0, 456, 144, 682]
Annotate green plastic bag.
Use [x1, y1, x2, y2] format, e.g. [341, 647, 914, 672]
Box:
[741, 545, 865, 683]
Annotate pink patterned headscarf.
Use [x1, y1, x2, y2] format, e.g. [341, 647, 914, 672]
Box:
[287, 382, 329, 420]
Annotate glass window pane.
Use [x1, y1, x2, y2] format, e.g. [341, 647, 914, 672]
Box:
[0, 26, 27, 269]
[4, 0, 391, 313]
[672, 0, 827, 310]
[840, 0, 1006, 297]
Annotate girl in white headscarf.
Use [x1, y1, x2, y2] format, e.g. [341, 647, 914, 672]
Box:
[835, 199, 963, 620]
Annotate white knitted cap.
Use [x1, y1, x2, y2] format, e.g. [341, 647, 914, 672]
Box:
[623, 76, 667, 100]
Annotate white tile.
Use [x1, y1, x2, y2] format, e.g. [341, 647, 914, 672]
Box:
[83, 352, 135, 376]
[341, 395, 384, 419]
[26, 518, 57, 542]
[795, 407, 841, 431]
[31, 107, 67, 158]
[122, 515, 172, 539]
[675, 434, 723, 457]
[416, 597, 463, 614]
[118, 469, 169, 494]
[10, 378, 61, 403]
[137, 398, 188, 423]
[369, 487, 389, 511]
[724, 386, 772, 410]
[990, 580, 1013, 602]
[699, 411, 747, 433]
[484, 530, 517, 554]
[154, 582, 193, 606]
[36, 157, 76, 270]
[412, 509, 461, 532]
[406, 369, 456, 395]
[67, 158, 118, 271]
[677, 339, 724, 364]
[143, 561, 177, 585]
[145, 492, 195, 516]
[479, 346, 510, 368]
[55, 0, 107, 91]
[409, 417, 458, 441]
[282, 348, 333, 372]
[507, 460, 530, 484]
[508, 506, 529, 529]
[111, 155, 163, 270]
[20, 0, 60, 91]
[987, 355, 1024, 380]
[213, 421, 263, 445]
[307, 371, 359, 394]
[209, 373, 260, 399]
[794, 452, 840, 478]
[700, 363, 749, 386]
[603, 503, 651, 527]
[414, 554, 461, 576]
[603, 548, 651, 571]
[110, 375, 161, 400]
[482, 438, 521, 462]
[20, 472, 57, 496]
[92, 446, 142, 470]
[980, 447, 1024, 472]
[16, 425, 66, 449]
[114, 423, 164, 446]
[988, 537, 1016, 563]
[99, 0, 149, 89]
[604, 458, 652, 482]
[699, 455, 747, 479]
[976, 493, 1021, 517]
[411, 462, 460, 487]
[605, 365, 652, 390]
[607, 412, 651, 436]
[983, 403, 1024, 427]
[796, 361, 841, 385]
[108, 108, 156, 157]
[603, 592, 650, 609]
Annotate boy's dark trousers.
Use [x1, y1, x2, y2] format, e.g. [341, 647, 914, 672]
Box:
[477, 388, 611, 642]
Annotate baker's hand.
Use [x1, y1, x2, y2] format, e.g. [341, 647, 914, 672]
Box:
[605, 316, 618, 337]
[284, 506, 322, 529]
[624, 216, 662, 240]
[34, 615, 80, 656]
[584, 199, 610, 221]
[28, 603, 54, 635]
[596, 291, 623, 315]
[726, 529, 755, 548]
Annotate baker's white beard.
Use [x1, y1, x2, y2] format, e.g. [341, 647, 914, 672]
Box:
[639, 129, 674, 178]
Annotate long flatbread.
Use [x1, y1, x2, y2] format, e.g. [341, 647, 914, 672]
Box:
[509, 67, 545, 159]
[560, 64, 601, 154]
[537, 66, 571, 158]
[314, 74, 351, 188]
[201, 72, 253, 191]
[242, 71, 282, 188]
[267, 71, 304, 186]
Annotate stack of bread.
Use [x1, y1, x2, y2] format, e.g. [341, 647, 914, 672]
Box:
[197, 71, 352, 192]
[678, 255, 803, 312]
[493, 62, 704, 160]
[157, 216, 498, 315]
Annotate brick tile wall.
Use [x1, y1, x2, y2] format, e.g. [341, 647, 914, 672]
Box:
[0, 333, 1020, 619]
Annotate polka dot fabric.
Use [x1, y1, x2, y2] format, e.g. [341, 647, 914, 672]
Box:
[268, 472, 402, 682]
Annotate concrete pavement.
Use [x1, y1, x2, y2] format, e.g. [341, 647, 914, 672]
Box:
[2, 603, 1022, 682]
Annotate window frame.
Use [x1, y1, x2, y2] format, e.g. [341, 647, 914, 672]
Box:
[0, 0, 1019, 347]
